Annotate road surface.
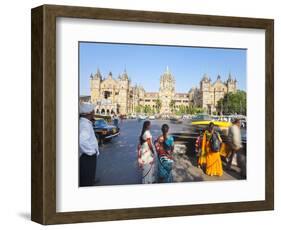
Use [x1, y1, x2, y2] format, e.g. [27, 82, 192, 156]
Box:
[94, 119, 243, 186]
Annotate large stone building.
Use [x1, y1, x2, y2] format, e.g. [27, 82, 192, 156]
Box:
[88, 67, 237, 115]
[189, 73, 237, 114]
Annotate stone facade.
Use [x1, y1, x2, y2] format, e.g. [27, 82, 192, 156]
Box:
[189, 73, 237, 114]
[88, 68, 237, 115]
[159, 67, 175, 114]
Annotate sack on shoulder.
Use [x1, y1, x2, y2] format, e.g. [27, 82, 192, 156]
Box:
[210, 132, 221, 152]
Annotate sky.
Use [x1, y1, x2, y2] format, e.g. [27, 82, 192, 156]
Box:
[79, 42, 246, 96]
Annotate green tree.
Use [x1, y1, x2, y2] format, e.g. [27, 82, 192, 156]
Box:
[217, 90, 247, 115]
[169, 100, 176, 113]
[143, 105, 152, 114]
[179, 105, 185, 114]
[135, 105, 143, 114]
[155, 98, 162, 113]
[187, 105, 195, 114]
[176, 104, 188, 115]
[185, 105, 205, 115]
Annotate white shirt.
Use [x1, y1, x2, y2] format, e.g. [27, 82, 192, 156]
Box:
[228, 125, 242, 150]
[140, 130, 154, 164]
[79, 117, 100, 156]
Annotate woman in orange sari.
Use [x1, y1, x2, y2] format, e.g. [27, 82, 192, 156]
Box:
[201, 122, 223, 176]
[196, 131, 206, 169]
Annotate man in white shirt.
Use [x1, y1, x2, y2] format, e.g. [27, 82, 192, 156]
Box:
[226, 119, 246, 178]
[79, 103, 100, 186]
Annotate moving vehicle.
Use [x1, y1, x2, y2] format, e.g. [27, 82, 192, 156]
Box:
[172, 115, 246, 156]
[170, 117, 182, 124]
[138, 114, 147, 120]
[191, 114, 232, 128]
[129, 114, 137, 119]
[93, 118, 120, 144]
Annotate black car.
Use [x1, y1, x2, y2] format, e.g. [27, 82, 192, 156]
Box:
[93, 118, 120, 144]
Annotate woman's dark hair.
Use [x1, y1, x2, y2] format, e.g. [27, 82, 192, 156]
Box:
[139, 120, 151, 145]
[232, 118, 240, 124]
[161, 124, 169, 141]
[208, 122, 215, 131]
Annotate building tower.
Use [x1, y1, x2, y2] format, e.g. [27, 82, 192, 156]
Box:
[200, 73, 212, 112]
[118, 69, 130, 114]
[226, 73, 237, 93]
[159, 66, 175, 114]
[90, 68, 102, 104]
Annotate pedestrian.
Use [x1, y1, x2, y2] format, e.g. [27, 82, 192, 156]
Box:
[155, 124, 174, 183]
[112, 113, 119, 128]
[79, 103, 100, 186]
[137, 120, 155, 184]
[226, 119, 246, 178]
[196, 131, 206, 170]
[201, 122, 223, 176]
[120, 114, 124, 124]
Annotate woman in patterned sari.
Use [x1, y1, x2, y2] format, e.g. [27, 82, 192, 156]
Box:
[137, 120, 155, 184]
[155, 124, 174, 183]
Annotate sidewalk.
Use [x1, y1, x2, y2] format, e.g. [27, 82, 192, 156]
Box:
[172, 144, 243, 182]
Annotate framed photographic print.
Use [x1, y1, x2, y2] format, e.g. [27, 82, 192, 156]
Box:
[31, 4, 274, 225]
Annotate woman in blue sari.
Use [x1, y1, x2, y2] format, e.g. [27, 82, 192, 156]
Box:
[155, 124, 174, 183]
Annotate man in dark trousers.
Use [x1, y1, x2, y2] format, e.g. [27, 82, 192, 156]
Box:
[226, 118, 246, 179]
[79, 103, 100, 186]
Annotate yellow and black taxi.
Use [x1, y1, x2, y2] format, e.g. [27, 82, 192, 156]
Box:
[172, 114, 246, 157]
[191, 114, 232, 157]
[93, 117, 120, 144]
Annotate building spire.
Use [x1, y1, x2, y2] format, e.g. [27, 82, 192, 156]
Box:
[108, 71, 113, 79]
[202, 73, 209, 81]
[228, 72, 232, 80]
[92, 67, 102, 79]
[121, 67, 129, 80]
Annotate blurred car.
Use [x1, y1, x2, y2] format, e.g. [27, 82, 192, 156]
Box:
[170, 117, 182, 124]
[93, 118, 120, 144]
[119, 114, 127, 120]
[240, 119, 247, 128]
[191, 114, 231, 129]
[129, 114, 137, 119]
[191, 114, 212, 122]
[148, 115, 156, 120]
[160, 114, 170, 120]
[171, 118, 246, 159]
[94, 114, 112, 123]
[138, 115, 147, 120]
[182, 114, 190, 120]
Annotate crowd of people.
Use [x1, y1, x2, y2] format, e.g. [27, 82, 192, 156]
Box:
[137, 119, 245, 184]
[78, 102, 244, 186]
[196, 119, 245, 178]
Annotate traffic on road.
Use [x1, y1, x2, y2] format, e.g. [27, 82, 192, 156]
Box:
[91, 114, 246, 186]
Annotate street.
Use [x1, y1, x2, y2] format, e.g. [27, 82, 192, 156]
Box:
[95, 119, 242, 186]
